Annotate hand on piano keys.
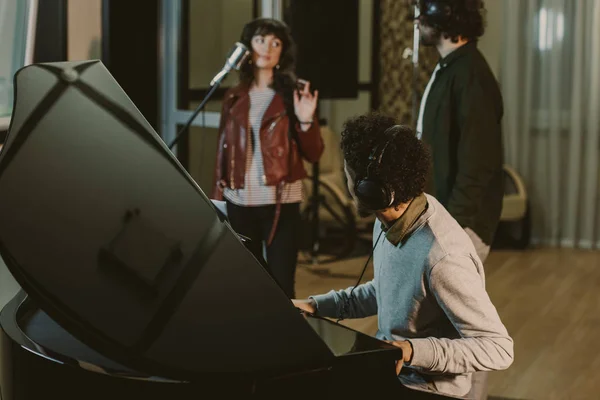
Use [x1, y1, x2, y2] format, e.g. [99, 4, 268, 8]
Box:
[291, 298, 317, 315]
[384, 340, 413, 375]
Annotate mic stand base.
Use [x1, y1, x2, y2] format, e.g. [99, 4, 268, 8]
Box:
[301, 162, 357, 267]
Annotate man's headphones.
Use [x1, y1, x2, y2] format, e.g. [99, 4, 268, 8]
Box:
[418, 0, 454, 28]
[353, 125, 401, 211]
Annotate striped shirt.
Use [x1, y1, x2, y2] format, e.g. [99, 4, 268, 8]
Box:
[223, 87, 303, 206]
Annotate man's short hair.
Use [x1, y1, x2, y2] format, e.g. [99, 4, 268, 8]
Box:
[341, 112, 431, 206]
[418, 0, 486, 42]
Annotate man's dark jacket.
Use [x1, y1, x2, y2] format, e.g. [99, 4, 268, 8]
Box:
[421, 41, 504, 245]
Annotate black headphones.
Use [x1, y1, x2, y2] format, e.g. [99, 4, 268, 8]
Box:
[353, 125, 401, 211]
[418, 0, 454, 28]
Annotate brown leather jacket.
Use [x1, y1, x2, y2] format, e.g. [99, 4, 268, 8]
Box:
[211, 84, 324, 200]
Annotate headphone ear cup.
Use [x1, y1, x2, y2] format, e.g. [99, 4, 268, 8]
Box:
[354, 178, 392, 211]
[423, 0, 453, 27]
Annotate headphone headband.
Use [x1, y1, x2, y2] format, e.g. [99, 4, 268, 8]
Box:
[418, 0, 453, 27]
[355, 125, 400, 210]
[367, 125, 400, 174]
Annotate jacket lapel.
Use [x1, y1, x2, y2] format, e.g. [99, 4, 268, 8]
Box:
[228, 90, 250, 128]
[261, 92, 287, 130]
[226, 86, 288, 135]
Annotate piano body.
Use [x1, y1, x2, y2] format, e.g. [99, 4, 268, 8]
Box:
[0, 61, 450, 399]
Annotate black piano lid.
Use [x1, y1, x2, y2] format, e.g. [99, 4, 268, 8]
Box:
[0, 60, 342, 381]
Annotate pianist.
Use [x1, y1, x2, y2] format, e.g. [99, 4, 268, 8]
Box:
[293, 112, 513, 399]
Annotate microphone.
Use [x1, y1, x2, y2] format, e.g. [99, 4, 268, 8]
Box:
[168, 42, 250, 150]
[210, 42, 250, 87]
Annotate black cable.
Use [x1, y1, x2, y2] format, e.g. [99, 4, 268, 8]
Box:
[336, 228, 385, 323]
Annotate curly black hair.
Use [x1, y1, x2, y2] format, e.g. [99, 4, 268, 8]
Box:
[341, 112, 431, 206]
[238, 18, 297, 100]
[417, 0, 486, 43]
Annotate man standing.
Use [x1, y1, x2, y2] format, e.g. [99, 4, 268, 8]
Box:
[293, 113, 513, 399]
[416, 0, 504, 263]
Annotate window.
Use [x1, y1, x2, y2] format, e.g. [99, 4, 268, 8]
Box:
[0, 0, 37, 131]
[537, 7, 565, 52]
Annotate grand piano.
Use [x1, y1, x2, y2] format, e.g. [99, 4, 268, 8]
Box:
[0, 61, 450, 399]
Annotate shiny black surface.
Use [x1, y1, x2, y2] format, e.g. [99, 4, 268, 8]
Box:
[22, 302, 141, 377]
[304, 315, 400, 358]
[0, 292, 234, 399]
[3, 292, 402, 379]
[0, 60, 333, 380]
[1, 292, 417, 399]
[1, 291, 174, 381]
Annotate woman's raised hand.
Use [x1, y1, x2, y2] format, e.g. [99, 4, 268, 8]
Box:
[293, 80, 318, 126]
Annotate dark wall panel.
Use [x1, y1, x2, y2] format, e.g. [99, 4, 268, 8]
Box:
[284, 0, 359, 100]
[102, 0, 159, 130]
[34, 0, 68, 63]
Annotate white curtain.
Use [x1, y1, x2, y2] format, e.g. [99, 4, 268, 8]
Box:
[0, 0, 36, 130]
[500, 0, 600, 248]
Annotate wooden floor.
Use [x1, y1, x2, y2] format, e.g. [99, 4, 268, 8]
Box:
[295, 247, 600, 400]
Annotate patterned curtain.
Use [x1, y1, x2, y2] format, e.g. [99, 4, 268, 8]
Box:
[379, 0, 439, 127]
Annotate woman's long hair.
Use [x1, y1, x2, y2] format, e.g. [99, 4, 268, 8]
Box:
[238, 18, 297, 112]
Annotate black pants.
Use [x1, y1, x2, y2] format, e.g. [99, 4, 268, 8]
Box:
[225, 201, 300, 298]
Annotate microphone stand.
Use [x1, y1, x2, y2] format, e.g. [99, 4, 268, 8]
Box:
[304, 118, 357, 267]
[310, 160, 320, 265]
[168, 82, 221, 150]
[167, 42, 248, 151]
[411, 4, 420, 128]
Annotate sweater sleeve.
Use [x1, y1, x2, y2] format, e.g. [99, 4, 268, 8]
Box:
[408, 254, 514, 374]
[309, 281, 378, 319]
